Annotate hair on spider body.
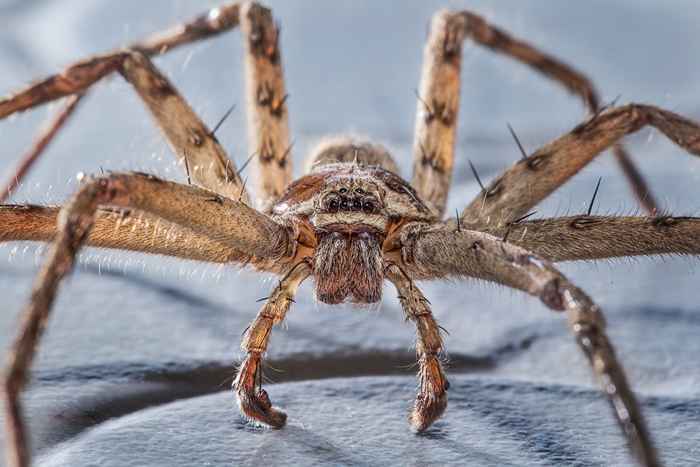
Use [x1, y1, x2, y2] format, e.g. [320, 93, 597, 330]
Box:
[272, 141, 435, 305]
[6, 3, 700, 466]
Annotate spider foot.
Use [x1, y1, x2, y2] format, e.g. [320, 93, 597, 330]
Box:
[410, 390, 448, 432]
[233, 352, 287, 428]
[410, 356, 449, 432]
[236, 387, 288, 428]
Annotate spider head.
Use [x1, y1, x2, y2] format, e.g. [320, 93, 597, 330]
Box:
[272, 162, 436, 305]
[303, 175, 385, 304]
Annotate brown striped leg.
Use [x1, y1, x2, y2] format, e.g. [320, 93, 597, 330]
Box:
[0, 2, 242, 118]
[411, 10, 463, 216]
[119, 51, 249, 202]
[400, 224, 659, 467]
[456, 11, 656, 213]
[461, 104, 700, 228]
[240, 2, 292, 209]
[0, 204, 253, 265]
[233, 261, 311, 427]
[1, 171, 294, 467]
[386, 264, 448, 432]
[0, 52, 128, 120]
[63, 173, 292, 258]
[130, 3, 242, 56]
[481, 215, 700, 262]
[411, 10, 656, 217]
[0, 48, 249, 204]
[0, 2, 244, 201]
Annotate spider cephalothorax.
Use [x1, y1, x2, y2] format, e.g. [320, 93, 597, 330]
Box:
[3, 3, 700, 467]
[273, 145, 435, 304]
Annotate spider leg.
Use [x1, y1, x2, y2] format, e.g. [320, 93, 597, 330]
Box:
[119, 51, 249, 202]
[240, 2, 292, 209]
[1, 50, 250, 203]
[0, 2, 242, 118]
[385, 264, 448, 432]
[411, 10, 654, 217]
[461, 104, 700, 228]
[2, 172, 294, 467]
[399, 223, 660, 467]
[481, 215, 700, 262]
[0, 52, 127, 119]
[233, 261, 311, 427]
[0, 204, 259, 266]
[410, 11, 462, 216]
[0, 2, 245, 202]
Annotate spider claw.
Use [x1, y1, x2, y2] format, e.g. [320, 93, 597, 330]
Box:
[236, 387, 288, 428]
[410, 355, 448, 432]
[410, 391, 448, 432]
[234, 353, 287, 428]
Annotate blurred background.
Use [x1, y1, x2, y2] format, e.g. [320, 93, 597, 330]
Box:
[1, 1, 699, 465]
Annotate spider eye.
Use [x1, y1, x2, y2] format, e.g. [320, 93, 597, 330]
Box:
[362, 200, 374, 213]
[340, 197, 349, 210]
[354, 188, 365, 195]
[328, 199, 339, 211]
[338, 188, 348, 194]
[352, 199, 363, 211]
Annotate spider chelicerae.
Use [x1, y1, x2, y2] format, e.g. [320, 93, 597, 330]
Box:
[1, 3, 700, 467]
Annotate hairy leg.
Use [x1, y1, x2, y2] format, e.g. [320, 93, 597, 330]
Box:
[411, 10, 653, 217]
[461, 104, 700, 228]
[385, 264, 448, 431]
[240, 2, 292, 208]
[454, 12, 654, 212]
[480, 215, 700, 262]
[0, 2, 249, 202]
[0, 204, 250, 264]
[66, 173, 292, 257]
[399, 223, 659, 467]
[233, 261, 311, 427]
[119, 51, 249, 202]
[1, 50, 249, 203]
[0, 2, 242, 118]
[2, 172, 294, 467]
[410, 10, 462, 215]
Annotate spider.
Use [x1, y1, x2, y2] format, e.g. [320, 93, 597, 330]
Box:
[1, 3, 700, 467]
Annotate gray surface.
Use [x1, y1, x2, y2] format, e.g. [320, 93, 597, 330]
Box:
[1, 1, 700, 466]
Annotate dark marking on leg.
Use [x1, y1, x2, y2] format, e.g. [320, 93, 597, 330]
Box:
[204, 195, 224, 205]
[485, 179, 503, 199]
[540, 278, 564, 311]
[525, 152, 550, 171]
[569, 217, 602, 230]
[188, 128, 204, 147]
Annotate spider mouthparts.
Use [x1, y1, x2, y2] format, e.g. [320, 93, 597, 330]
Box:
[313, 230, 384, 305]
